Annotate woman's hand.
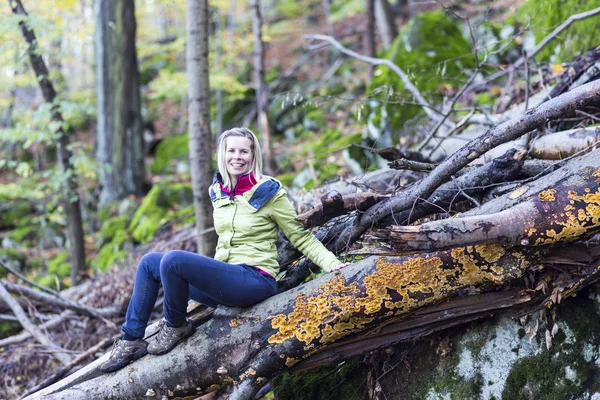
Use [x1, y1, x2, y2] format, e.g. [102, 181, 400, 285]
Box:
[331, 262, 351, 271]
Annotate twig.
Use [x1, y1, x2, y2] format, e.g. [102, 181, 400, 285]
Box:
[3, 281, 117, 320]
[475, 6, 600, 90]
[20, 333, 121, 398]
[0, 280, 70, 365]
[575, 109, 600, 121]
[0, 259, 60, 297]
[0, 311, 72, 347]
[303, 34, 448, 126]
[388, 159, 436, 172]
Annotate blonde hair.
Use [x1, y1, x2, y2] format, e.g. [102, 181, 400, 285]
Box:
[216, 127, 263, 189]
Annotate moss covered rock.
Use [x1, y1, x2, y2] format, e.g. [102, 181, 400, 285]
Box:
[128, 182, 193, 242]
[150, 133, 190, 174]
[0, 202, 33, 229]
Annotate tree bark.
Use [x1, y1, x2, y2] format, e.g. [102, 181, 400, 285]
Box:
[26, 243, 548, 399]
[9, 0, 87, 285]
[95, 0, 146, 205]
[365, 0, 376, 81]
[374, 0, 397, 50]
[251, 0, 277, 174]
[186, 0, 218, 257]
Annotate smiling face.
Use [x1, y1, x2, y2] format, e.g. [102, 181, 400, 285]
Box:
[225, 136, 254, 184]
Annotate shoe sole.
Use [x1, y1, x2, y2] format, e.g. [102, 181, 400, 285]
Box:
[100, 348, 148, 373]
[147, 327, 195, 356]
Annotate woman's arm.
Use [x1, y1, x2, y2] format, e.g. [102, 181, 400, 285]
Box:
[270, 189, 345, 272]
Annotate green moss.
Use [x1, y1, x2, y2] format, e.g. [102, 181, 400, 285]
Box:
[47, 252, 71, 278]
[128, 182, 193, 242]
[96, 216, 130, 248]
[0, 249, 26, 277]
[0, 321, 20, 340]
[474, 92, 496, 108]
[518, 0, 600, 62]
[367, 10, 476, 133]
[502, 292, 600, 399]
[303, 109, 326, 131]
[92, 244, 129, 273]
[0, 202, 33, 229]
[150, 133, 190, 174]
[5, 226, 36, 243]
[501, 351, 582, 400]
[272, 360, 366, 400]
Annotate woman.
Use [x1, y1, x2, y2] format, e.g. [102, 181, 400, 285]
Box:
[101, 127, 348, 373]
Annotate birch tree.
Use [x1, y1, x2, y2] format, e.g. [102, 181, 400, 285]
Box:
[8, 0, 87, 285]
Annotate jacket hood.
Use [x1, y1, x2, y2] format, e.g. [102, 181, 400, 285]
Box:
[209, 173, 281, 210]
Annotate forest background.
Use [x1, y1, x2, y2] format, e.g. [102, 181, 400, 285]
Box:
[2, 0, 600, 399]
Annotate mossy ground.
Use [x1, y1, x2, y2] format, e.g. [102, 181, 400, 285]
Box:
[272, 359, 367, 400]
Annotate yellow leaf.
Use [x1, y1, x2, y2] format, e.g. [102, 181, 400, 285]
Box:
[551, 64, 565, 76]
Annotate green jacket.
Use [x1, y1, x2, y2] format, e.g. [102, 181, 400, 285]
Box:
[209, 174, 340, 278]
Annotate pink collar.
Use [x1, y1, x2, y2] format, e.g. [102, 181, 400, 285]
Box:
[220, 173, 257, 197]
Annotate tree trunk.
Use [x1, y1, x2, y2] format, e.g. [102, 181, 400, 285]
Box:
[374, 0, 398, 50]
[186, 0, 217, 257]
[95, 0, 146, 206]
[251, 0, 277, 175]
[9, 0, 87, 285]
[365, 0, 375, 81]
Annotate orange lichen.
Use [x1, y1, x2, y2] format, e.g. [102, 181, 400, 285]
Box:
[538, 189, 557, 202]
[268, 244, 528, 346]
[229, 319, 244, 327]
[533, 186, 600, 245]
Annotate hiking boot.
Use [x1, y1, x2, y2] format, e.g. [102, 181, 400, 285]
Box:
[147, 319, 195, 355]
[100, 338, 148, 373]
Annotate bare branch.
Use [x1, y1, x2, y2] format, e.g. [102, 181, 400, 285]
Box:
[303, 34, 448, 126]
[0, 280, 71, 365]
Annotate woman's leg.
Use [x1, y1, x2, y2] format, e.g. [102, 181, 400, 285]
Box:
[159, 250, 277, 327]
[121, 252, 164, 339]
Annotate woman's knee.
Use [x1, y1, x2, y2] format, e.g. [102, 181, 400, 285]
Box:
[137, 252, 163, 279]
[159, 250, 186, 275]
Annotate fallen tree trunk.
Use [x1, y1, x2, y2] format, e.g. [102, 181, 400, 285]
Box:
[28, 242, 545, 399]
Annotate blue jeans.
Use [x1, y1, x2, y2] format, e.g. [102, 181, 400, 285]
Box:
[122, 250, 278, 339]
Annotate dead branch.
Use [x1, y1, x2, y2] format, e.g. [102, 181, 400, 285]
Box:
[0, 280, 71, 365]
[20, 333, 121, 399]
[0, 259, 61, 297]
[3, 281, 118, 319]
[331, 79, 600, 253]
[0, 311, 72, 347]
[473, 7, 600, 91]
[369, 148, 600, 253]
[388, 158, 436, 172]
[296, 191, 386, 229]
[529, 126, 600, 159]
[303, 34, 448, 126]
